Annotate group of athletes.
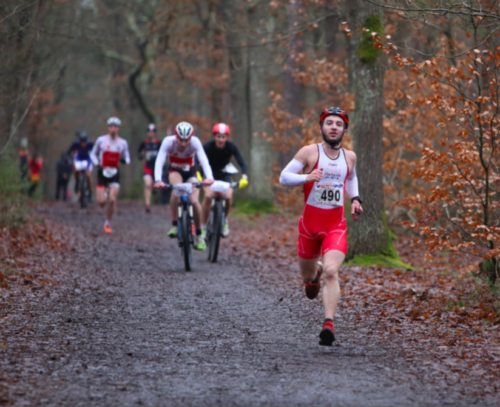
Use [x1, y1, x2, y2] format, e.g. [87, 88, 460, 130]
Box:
[66, 107, 363, 347]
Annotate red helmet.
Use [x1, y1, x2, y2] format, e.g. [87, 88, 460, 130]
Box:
[212, 123, 230, 135]
[319, 107, 349, 129]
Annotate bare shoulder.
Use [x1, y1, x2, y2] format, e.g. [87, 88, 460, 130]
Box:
[295, 144, 318, 162]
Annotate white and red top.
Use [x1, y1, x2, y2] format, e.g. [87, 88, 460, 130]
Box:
[91, 135, 130, 168]
[303, 144, 349, 213]
[154, 135, 213, 182]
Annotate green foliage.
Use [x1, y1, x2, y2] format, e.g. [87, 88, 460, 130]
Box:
[358, 15, 384, 64]
[345, 244, 413, 270]
[0, 152, 28, 227]
[233, 199, 278, 215]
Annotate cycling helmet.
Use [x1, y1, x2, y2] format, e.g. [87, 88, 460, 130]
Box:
[107, 116, 122, 126]
[212, 123, 230, 135]
[319, 107, 349, 129]
[77, 130, 88, 141]
[175, 121, 194, 140]
[147, 123, 157, 132]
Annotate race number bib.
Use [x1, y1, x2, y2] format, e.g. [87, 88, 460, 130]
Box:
[145, 151, 157, 160]
[171, 163, 191, 172]
[210, 181, 230, 194]
[74, 160, 88, 172]
[314, 183, 343, 207]
[174, 183, 193, 197]
[102, 167, 118, 178]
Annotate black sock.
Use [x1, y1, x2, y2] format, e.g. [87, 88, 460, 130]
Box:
[172, 221, 177, 227]
[196, 229, 201, 236]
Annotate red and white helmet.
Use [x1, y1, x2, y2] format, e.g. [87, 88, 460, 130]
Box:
[212, 123, 230, 135]
[175, 121, 194, 140]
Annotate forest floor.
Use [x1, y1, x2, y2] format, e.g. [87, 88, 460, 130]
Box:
[0, 201, 499, 406]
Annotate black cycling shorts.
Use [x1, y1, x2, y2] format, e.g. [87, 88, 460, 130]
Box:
[212, 170, 232, 183]
[97, 167, 120, 188]
[168, 165, 197, 182]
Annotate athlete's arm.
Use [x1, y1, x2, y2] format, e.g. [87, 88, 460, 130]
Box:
[279, 159, 307, 186]
[137, 141, 145, 160]
[345, 165, 359, 199]
[193, 137, 214, 180]
[230, 142, 248, 175]
[154, 137, 169, 183]
[122, 140, 131, 164]
[90, 138, 100, 166]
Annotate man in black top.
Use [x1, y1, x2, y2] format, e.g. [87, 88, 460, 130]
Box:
[137, 123, 161, 213]
[201, 123, 248, 237]
[55, 152, 73, 201]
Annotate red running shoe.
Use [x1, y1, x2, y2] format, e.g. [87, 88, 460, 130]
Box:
[104, 224, 113, 234]
[304, 262, 323, 299]
[319, 320, 335, 346]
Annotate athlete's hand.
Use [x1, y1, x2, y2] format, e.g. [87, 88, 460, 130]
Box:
[239, 175, 249, 189]
[154, 181, 166, 188]
[306, 168, 323, 183]
[351, 200, 363, 221]
[203, 178, 214, 186]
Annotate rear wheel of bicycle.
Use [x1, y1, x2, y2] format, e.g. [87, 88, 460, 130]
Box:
[80, 173, 88, 209]
[180, 209, 192, 271]
[209, 202, 223, 263]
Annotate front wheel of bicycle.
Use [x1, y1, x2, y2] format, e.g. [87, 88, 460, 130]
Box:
[180, 208, 192, 271]
[80, 172, 88, 209]
[208, 201, 223, 263]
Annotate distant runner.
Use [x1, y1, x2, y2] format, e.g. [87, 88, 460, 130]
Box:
[90, 117, 130, 234]
[137, 123, 161, 213]
[279, 107, 363, 346]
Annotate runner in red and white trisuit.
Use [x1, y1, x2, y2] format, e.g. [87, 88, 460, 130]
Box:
[279, 107, 363, 346]
[90, 116, 130, 234]
[153, 121, 214, 251]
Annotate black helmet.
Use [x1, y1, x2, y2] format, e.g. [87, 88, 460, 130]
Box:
[147, 123, 157, 132]
[319, 107, 349, 129]
[76, 130, 88, 141]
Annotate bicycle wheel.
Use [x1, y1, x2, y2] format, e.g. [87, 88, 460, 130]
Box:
[209, 201, 223, 263]
[80, 172, 88, 209]
[180, 209, 192, 271]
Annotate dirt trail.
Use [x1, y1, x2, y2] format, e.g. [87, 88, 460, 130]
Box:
[0, 202, 492, 406]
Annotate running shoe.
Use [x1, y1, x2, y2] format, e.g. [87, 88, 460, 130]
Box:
[201, 229, 207, 238]
[167, 226, 178, 238]
[104, 224, 113, 234]
[305, 261, 323, 299]
[195, 235, 206, 251]
[319, 320, 335, 346]
[222, 219, 229, 237]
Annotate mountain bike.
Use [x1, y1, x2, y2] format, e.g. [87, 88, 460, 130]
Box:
[206, 180, 239, 263]
[162, 182, 202, 271]
[74, 159, 90, 209]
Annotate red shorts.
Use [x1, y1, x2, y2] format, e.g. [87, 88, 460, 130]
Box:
[297, 205, 347, 259]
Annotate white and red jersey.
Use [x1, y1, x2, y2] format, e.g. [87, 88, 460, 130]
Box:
[303, 144, 349, 212]
[90, 134, 130, 168]
[154, 135, 213, 182]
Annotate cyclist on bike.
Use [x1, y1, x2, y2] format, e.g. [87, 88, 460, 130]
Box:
[67, 130, 94, 200]
[90, 117, 130, 234]
[279, 107, 363, 346]
[153, 121, 214, 250]
[201, 123, 248, 238]
[137, 123, 161, 213]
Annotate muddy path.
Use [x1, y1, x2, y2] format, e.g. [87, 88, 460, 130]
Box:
[1, 202, 492, 406]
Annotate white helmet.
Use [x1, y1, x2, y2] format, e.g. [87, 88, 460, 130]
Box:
[175, 121, 194, 140]
[107, 117, 122, 126]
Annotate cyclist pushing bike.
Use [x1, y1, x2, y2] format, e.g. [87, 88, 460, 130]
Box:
[279, 107, 363, 346]
[201, 123, 248, 238]
[153, 121, 214, 251]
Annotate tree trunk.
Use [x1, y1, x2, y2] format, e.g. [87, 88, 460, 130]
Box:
[247, 1, 274, 201]
[344, 0, 391, 258]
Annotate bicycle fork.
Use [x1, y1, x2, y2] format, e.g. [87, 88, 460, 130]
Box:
[177, 197, 195, 247]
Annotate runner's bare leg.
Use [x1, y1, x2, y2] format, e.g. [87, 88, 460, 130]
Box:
[96, 187, 106, 208]
[107, 185, 120, 221]
[144, 176, 152, 207]
[321, 250, 345, 320]
[169, 172, 182, 222]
